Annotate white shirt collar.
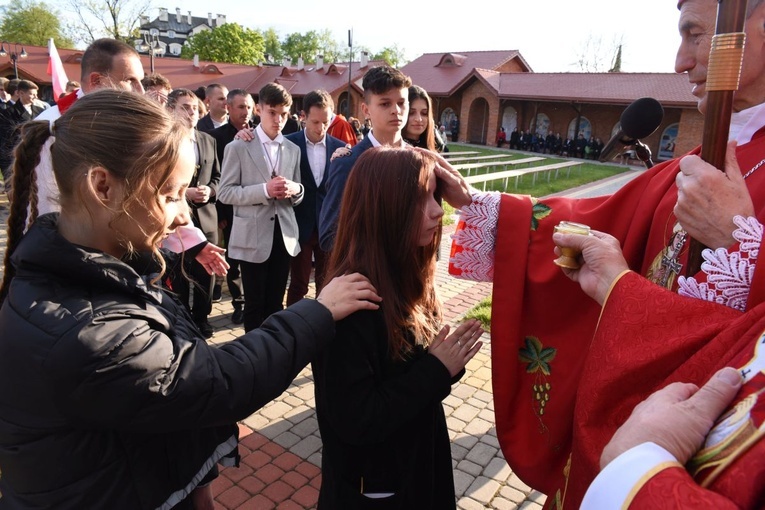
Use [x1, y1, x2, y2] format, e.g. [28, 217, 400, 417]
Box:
[305, 132, 326, 146]
[256, 124, 284, 145]
[731, 102, 765, 145]
[368, 130, 405, 148]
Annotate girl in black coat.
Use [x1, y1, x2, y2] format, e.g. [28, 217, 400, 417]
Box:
[315, 147, 484, 509]
[0, 89, 380, 510]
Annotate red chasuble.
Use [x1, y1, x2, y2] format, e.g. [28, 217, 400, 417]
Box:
[327, 114, 358, 147]
[586, 273, 765, 508]
[464, 128, 765, 509]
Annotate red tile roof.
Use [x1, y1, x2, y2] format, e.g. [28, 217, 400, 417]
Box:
[0, 43, 384, 97]
[242, 60, 387, 97]
[493, 72, 697, 107]
[401, 50, 531, 95]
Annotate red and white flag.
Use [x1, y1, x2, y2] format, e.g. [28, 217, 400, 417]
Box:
[47, 38, 69, 100]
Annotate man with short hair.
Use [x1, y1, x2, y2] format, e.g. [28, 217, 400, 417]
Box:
[10, 80, 44, 121]
[0, 80, 45, 191]
[209, 89, 254, 324]
[32, 38, 145, 215]
[166, 88, 221, 339]
[142, 73, 172, 105]
[0, 78, 10, 109]
[319, 65, 412, 251]
[285, 90, 346, 304]
[198, 83, 228, 132]
[445, 0, 765, 506]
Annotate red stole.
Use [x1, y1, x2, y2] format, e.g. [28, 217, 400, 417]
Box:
[56, 90, 79, 115]
[487, 129, 765, 508]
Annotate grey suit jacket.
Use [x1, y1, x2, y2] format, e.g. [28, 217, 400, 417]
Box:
[189, 130, 220, 244]
[217, 137, 303, 263]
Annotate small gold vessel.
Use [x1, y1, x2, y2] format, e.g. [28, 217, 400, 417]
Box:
[553, 221, 591, 269]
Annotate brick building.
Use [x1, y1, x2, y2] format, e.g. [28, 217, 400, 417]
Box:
[402, 50, 701, 161]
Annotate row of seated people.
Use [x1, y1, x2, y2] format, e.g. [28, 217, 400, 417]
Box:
[497, 128, 605, 159]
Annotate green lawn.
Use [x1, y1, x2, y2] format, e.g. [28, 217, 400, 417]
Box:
[444, 143, 630, 328]
[446, 143, 629, 196]
[461, 296, 492, 332]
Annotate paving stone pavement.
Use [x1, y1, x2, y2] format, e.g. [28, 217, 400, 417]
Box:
[0, 165, 638, 509]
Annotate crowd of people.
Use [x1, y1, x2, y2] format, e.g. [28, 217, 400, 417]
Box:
[497, 127, 605, 159]
[0, 0, 764, 506]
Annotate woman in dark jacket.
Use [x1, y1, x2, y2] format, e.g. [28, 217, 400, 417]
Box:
[314, 147, 483, 509]
[0, 89, 380, 510]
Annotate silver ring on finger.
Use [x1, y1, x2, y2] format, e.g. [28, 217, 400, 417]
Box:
[457, 340, 462, 347]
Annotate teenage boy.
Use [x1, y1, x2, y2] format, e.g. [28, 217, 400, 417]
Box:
[285, 90, 346, 305]
[166, 88, 221, 339]
[218, 83, 303, 332]
[318, 65, 412, 251]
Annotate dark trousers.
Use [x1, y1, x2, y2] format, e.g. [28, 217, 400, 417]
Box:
[239, 219, 293, 332]
[286, 229, 327, 306]
[221, 212, 244, 311]
[170, 255, 213, 324]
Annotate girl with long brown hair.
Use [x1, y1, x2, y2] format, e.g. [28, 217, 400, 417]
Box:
[314, 146, 483, 508]
[402, 85, 446, 152]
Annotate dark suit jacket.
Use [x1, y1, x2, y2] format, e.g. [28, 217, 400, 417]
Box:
[209, 123, 240, 227]
[281, 117, 300, 135]
[0, 102, 45, 168]
[318, 136, 374, 251]
[189, 130, 220, 244]
[9, 101, 44, 123]
[285, 131, 346, 246]
[209, 123, 239, 163]
[197, 113, 224, 134]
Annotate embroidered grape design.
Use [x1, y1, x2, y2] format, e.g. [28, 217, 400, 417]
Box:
[533, 381, 551, 415]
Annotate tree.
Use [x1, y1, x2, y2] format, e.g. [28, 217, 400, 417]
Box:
[317, 29, 343, 63]
[608, 44, 623, 73]
[372, 44, 407, 68]
[0, 0, 75, 47]
[262, 27, 283, 64]
[281, 30, 323, 64]
[66, 0, 150, 44]
[571, 34, 623, 73]
[181, 23, 265, 66]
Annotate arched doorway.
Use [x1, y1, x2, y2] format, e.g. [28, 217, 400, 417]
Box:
[467, 97, 489, 144]
[658, 123, 679, 161]
[501, 106, 518, 133]
[337, 92, 350, 118]
[532, 113, 550, 136]
[567, 116, 592, 139]
[440, 108, 457, 133]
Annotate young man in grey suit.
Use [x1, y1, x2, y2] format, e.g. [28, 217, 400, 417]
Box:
[167, 88, 221, 338]
[218, 83, 303, 332]
[285, 90, 346, 305]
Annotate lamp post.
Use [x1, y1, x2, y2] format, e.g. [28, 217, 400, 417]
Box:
[140, 29, 160, 74]
[347, 29, 353, 118]
[0, 42, 28, 79]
